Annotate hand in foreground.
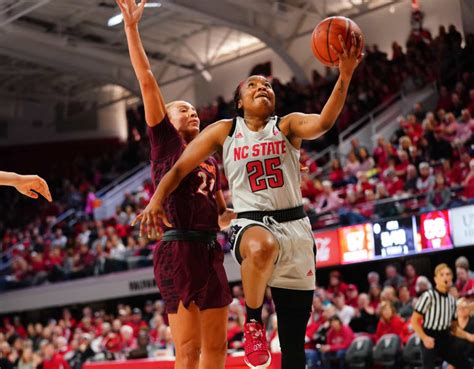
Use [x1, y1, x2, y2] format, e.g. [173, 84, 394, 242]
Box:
[116, 0, 147, 28]
[330, 32, 364, 77]
[422, 336, 435, 349]
[131, 197, 171, 239]
[218, 209, 236, 230]
[14, 175, 52, 202]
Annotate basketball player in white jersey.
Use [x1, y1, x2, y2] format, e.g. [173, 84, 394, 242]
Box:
[134, 33, 363, 368]
[0, 171, 52, 201]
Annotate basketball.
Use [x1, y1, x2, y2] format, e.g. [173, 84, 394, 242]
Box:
[311, 16, 364, 67]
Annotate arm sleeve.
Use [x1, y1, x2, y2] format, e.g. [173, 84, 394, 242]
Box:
[414, 291, 431, 315]
[146, 114, 183, 161]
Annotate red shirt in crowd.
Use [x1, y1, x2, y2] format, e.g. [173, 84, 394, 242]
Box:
[42, 354, 71, 369]
[374, 315, 410, 344]
[326, 325, 354, 352]
[463, 176, 474, 199]
[329, 169, 345, 184]
[455, 278, 474, 297]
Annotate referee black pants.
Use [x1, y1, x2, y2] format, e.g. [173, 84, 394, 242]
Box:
[421, 330, 472, 369]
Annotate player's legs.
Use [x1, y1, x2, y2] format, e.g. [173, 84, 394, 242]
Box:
[168, 302, 202, 369]
[199, 306, 229, 369]
[271, 287, 314, 369]
[240, 226, 279, 309]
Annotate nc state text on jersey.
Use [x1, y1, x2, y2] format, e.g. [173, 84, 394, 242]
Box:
[233, 140, 287, 161]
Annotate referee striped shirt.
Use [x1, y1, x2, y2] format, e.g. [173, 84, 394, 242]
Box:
[414, 288, 456, 331]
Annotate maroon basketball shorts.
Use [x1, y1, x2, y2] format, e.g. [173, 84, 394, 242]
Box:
[153, 240, 232, 314]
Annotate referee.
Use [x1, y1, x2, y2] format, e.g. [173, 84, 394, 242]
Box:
[411, 263, 474, 369]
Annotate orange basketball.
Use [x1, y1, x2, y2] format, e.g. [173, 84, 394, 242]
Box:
[311, 16, 364, 67]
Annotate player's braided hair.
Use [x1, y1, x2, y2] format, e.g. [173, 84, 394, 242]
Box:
[233, 81, 244, 117]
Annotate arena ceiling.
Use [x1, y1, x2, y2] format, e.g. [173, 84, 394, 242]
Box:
[0, 0, 401, 105]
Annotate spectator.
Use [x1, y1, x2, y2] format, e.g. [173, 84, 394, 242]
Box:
[424, 173, 451, 211]
[369, 284, 382, 310]
[319, 315, 354, 369]
[374, 301, 410, 345]
[42, 342, 71, 369]
[455, 265, 474, 297]
[349, 293, 378, 334]
[461, 159, 474, 202]
[380, 286, 401, 311]
[415, 275, 432, 296]
[333, 293, 355, 326]
[314, 181, 343, 216]
[404, 263, 418, 297]
[448, 298, 474, 369]
[367, 271, 380, 288]
[327, 271, 348, 298]
[384, 264, 405, 289]
[416, 162, 435, 193]
[344, 152, 361, 182]
[357, 148, 375, 172]
[398, 285, 414, 321]
[345, 284, 359, 309]
[374, 183, 400, 219]
[455, 256, 474, 278]
[383, 168, 404, 196]
[329, 159, 346, 188]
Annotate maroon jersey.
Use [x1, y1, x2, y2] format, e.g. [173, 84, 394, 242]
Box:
[147, 115, 220, 232]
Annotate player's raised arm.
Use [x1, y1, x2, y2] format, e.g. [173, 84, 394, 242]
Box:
[117, 0, 166, 126]
[0, 171, 52, 202]
[283, 32, 363, 141]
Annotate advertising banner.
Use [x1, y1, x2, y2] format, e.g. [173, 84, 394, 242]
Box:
[338, 223, 374, 264]
[450, 205, 474, 247]
[314, 229, 340, 267]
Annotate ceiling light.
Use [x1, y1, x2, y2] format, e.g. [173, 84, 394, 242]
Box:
[107, 3, 161, 27]
[107, 13, 123, 27]
[145, 2, 162, 8]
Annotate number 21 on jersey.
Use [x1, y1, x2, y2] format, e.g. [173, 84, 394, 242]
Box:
[197, 171, 215, 196]
[246, 157, 284, 192]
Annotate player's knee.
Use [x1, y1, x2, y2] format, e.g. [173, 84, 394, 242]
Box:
[246, 237, 278, 267]
[176, 338, 201, 366]
[202, 337, 227, 358]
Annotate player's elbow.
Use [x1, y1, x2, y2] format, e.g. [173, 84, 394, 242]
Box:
[138, 70, 156, 88]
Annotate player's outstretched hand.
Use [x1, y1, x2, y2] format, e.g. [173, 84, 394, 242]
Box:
[330, 32, 364, 77]
[131, 197, 171, 239]
[14, 175, 52, 202]
[218, 209, 236, 230]
[116, 0, 147, 28]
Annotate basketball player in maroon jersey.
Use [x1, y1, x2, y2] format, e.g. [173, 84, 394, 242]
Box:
[116, 1, 233, 369]
[135, 30, 363, 369]
[0, 171, 52, 201]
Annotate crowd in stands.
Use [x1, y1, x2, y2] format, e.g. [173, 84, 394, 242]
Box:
[1, 256, 473, 369]
[0, 180, 157, 291]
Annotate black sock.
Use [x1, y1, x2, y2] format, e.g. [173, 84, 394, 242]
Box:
[245, 303, 263, 324]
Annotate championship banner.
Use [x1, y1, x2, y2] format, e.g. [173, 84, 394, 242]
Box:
[419, 210, 453, 250]
[338, 223, 374, 264]
[314, 229, 340, 267]
[372, 216, 417, 258]
[449, 205, 474, 247]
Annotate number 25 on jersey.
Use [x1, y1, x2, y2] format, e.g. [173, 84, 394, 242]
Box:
[246, 157, 284, 192]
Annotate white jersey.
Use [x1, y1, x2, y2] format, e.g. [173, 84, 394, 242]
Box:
[223, 116, 303, 212]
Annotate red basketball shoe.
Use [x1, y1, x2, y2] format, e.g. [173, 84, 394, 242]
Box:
[243, 320, 271, 368]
